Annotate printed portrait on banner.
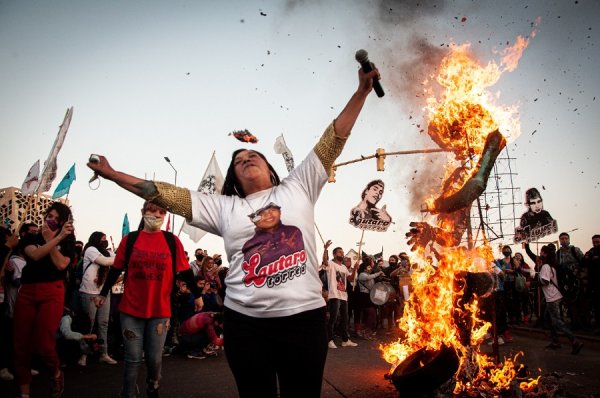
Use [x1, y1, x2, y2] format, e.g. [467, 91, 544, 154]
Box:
[514, 187, 557, 243]
[349, 179, 392, 232]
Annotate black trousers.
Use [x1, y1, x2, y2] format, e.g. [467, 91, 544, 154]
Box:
[224, 306, 328, 398]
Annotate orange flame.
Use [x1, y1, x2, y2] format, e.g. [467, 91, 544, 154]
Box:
[382, 26, 542, 395]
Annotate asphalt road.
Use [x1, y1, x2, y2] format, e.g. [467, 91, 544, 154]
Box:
[1, 327, 599, 398]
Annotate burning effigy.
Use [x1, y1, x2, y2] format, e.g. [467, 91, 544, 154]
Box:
[380, 27, 548, 397]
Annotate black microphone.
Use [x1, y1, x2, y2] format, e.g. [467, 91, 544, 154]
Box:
[355, 49, 384, 98]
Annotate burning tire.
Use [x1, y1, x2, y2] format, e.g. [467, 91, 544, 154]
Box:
[391, 344, 459, 396]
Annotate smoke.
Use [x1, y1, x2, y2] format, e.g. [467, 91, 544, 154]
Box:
[370, 2, 450, 214]
[282, 0, 453, 213]
[376, 0, 447, 25]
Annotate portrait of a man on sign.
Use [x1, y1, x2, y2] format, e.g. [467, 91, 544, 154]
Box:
[349, 179, 392, 232]
[514, 187, 557, 243]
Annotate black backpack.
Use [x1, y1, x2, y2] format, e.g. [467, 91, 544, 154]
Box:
[123, 230, 178, 291]
[554, 247, 582, 303]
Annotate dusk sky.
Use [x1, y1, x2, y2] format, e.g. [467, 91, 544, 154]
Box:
[1, 0, 598, 263]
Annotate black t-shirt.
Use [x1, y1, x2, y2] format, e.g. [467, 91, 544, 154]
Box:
[21, 233, 74, 284]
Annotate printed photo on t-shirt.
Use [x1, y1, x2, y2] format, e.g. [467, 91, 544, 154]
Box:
[241, 202, 307, 288]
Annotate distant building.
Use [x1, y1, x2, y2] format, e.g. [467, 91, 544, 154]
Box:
[0, 186, 67, 231]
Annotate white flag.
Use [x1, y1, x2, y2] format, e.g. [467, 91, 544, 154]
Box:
[179, 151, 224, 242]
[21, 160, 40, 195]
[273, 134, 295, 172]
[37, 107, 73, 193]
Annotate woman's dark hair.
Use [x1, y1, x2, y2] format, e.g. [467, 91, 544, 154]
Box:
[540, 244, 557, 268]
[44, 202, 76, 256]
[361, 179, 384, 200]
[221, 149, 280, 197]
[18, 222, 37, 236]
[358, 261, 372, 274]
[84, 231, 110, 286]
[45, 202, 71, 226]
[84, 232, 110, 258]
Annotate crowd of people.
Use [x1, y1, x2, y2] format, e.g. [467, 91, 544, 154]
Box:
[1, 61, 598, 398]
[0, 205, 227, 398]
[0, 65, 381, 398]
[1, 206, 599, 397]
[319, 243, 417, 345]
[487, 233, 600, 351]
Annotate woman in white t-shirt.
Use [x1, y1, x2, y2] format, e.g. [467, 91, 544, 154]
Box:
[78, 231, 117, 366]
[538, 244, 583, 354]
[87, 65, 381, 397]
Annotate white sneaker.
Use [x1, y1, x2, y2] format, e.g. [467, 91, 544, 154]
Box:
[341, 339, 358, 347]
[328, 340, 337, 349]
[99, 354, 117, 365]
[31, 369, 39, 376]
[0, 368, 14, 381]
[78, 355, 87, 367]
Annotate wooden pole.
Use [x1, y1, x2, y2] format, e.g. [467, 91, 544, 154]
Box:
[332, 148, 448, 169]
[314, 223, 325, 246]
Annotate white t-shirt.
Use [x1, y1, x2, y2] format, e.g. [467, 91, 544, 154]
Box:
[79, 247, 114, 295]
[189, 260, 202, 276]
[189, 150, 327, 318]
[539, 263, 562, 303]
[325, 260, 350, 301]
[8, 255, 27, 280]
[357, 272, 379, 293]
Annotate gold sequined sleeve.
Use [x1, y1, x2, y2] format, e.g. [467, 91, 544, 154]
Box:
[149, 181, 193, 221]
[313, 121, 348, 176]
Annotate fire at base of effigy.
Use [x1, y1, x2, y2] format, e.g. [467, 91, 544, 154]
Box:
[380, 24, 554, 397]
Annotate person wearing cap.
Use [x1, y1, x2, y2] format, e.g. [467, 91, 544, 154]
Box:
[87, 64, 380, 398]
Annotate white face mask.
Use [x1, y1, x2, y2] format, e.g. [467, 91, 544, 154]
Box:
[143, 215, 164, 231]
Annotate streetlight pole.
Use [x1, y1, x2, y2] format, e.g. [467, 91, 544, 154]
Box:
[164, 156, 177, 232]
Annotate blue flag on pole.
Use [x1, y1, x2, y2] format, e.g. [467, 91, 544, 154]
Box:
[122, 213, 130, 237]
[52, 163, 76, 199]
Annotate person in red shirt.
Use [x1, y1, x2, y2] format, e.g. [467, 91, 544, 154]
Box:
[96, 201, 202, 398]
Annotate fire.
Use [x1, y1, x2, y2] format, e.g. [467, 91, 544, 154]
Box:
[384, 27, 543, 396]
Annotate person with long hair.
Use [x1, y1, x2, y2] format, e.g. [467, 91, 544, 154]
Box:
[13, 202, 75, 398]
[78, 231, 117, 366]
[199, 255, 222, 291]
[87, 65, 380, 397]
[538, 244, 584, 354]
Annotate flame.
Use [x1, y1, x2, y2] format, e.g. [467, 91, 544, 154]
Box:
[382, 27, 542, 396]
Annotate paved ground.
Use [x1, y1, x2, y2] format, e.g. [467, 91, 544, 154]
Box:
[1, 326, 599, 397]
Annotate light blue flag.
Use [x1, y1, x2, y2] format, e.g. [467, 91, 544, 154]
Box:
[122, 213, 130, 237]
[51, 164, 76, 199]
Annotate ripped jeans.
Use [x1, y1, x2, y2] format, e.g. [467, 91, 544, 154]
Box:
[120, 313, 169, 398]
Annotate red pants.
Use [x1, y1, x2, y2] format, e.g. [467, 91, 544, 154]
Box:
[13, 281, 65, 385]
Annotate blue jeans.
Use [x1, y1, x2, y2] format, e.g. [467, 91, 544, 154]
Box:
[120, 313, 169, 398]
[544, 300, 575, 344]
[80, 292, 110, 354]
[327, 298, 349, 342]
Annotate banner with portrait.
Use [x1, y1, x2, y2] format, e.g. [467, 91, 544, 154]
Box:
[514, 187, 558, 243]
[349, 179, 392, 232]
